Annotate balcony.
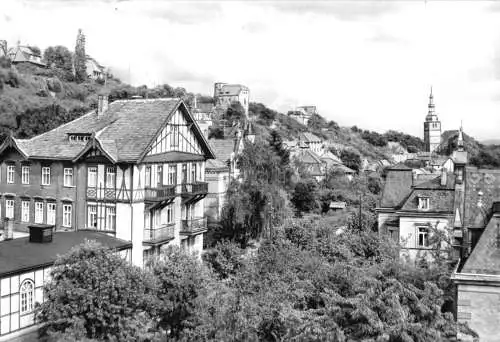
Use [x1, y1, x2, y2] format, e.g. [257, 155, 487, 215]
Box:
[181, 182, 208, 203]
[144, 185, 176, 202]
[180, 217, 207, 235]
[143, 223, 175, 245]
[87, 187, 116, 201]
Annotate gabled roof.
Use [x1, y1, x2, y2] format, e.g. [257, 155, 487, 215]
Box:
[461, 214, 500, 275]
[399, 188, 455, 213]
[7, 98, 215, 163]
[7, 45, 45, 66]
[0, 135, 29, 160]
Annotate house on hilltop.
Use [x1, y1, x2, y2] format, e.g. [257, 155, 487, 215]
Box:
[0, 96, 215, 267]
[85, 55, 105, 80]
[213, 82, 250, 118]
[288, 105, 316, 126]
[7, 44, 45, 67]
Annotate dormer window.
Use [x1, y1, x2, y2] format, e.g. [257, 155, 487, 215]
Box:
[68, 133, 91, 143]
[418, 196, 430, 211]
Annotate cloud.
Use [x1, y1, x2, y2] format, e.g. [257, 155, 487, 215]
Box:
[367, 30, 405, 44]
[118, 1, 222, 25]
[268, 1, 397, 21]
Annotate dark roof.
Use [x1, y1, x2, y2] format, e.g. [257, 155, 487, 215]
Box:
[413, 173, 456, 190]
[380, 168, 413, 208]
[461, 214, 500, 275]
[400, 189, 455, 213]
[463, 167, 500, 228]
[5, 99, 215, 163]
[0, 231, 131, 277]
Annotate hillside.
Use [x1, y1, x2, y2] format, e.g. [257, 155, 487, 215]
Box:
[0, 53, 421, 165]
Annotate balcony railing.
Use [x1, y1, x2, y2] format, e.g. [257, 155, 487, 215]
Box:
[181, 182, 208, 196]
[181, 217, 207, 234]
[144, 223, 175, 243]
[87, 187, 116, 201]
[144, 185, 176, 202]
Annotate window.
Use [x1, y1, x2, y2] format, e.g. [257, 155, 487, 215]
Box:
[157, 165, 163, 186]
[20, 280, 34, 314]
[144, 211, 151, 230]
[21, 166, 30, 184]
[35, 201, 44, 224]
[145, 166, 151, 187]
[63, 204, 72, 227]
[47, 203, 56, 225]
[417, 227, 429, 247]
[106, 206, 116, 231]
[166, 205, 174, 224]
[87, 166, 97, 187]
[106, 166, 116, 188]
[21, 201, 30, 222]
[64, 168, 73, 186]
[168, 165, 177, 185]
[7, 164, 15, 184]
[41, 167, 51, 185]
[191, 163, 197, 182]
[170, 125, 179, 148]
[154, 209, 161, 228]
[418, 197, 430, 210]
[6, 199, 14, 219]
[87, 204, 97, 228]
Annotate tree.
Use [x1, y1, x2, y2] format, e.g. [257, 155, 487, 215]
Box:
[149, 246, 214, 338]
[74, 29, 87, 83]
[291, 179, 318, 214]
[43, 46, 74, 81]
[340, 149, 361, 173]
[38, 241, 157, 341]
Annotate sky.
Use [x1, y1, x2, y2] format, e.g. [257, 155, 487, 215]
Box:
[2, 0, 500, 140]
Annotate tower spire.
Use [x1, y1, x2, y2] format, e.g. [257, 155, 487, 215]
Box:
[427, 86, 435, 117]
[457, 121, 464, 151]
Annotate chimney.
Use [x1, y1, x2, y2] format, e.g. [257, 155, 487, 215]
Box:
[4, 218, 13, 240]
[440, 168, 447, 186]
[29, 224, 54, 243]
[97, 95, 109, 118]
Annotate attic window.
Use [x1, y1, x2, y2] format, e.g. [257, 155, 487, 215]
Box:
[418, 197, 430, 211]
[68, 134, 91, 143]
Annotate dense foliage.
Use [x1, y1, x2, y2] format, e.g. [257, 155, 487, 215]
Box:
[38, 242, 157, 341]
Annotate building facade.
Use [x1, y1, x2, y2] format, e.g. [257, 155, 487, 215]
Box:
[377, 164, 455, 260]
[213, 82, 250, 118]
[423, 88, 442, 153]
[0, 97, 215, 266]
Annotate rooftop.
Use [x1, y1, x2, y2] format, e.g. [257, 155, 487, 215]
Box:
[4, 98, 214, 163]
[0, 230, 131, 277]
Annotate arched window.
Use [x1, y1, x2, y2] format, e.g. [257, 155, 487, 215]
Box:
[20, 280, 34, 314]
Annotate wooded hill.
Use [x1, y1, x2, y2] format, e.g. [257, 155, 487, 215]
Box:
[1, 50, 424, 165]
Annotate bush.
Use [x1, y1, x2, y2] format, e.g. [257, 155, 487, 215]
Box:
[203, 240, 245, 279]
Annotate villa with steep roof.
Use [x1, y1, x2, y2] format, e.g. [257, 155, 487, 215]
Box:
[7, 45, 45, 67]
[0, 96, 215, 267]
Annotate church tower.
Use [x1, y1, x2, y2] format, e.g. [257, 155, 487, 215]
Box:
[423, 87, 442, 153]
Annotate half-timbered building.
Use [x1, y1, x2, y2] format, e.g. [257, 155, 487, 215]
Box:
[0, 96, 215, 266]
